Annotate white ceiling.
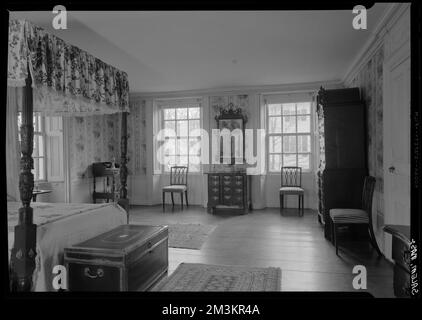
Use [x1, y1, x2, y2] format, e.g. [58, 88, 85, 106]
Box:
[11, 6, 390, 93]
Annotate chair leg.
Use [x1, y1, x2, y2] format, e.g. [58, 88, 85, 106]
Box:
[368, 225, 383, 257]
[180, 192, 184, 209]
[279, 194, 283, 215]
[334, 224, 339, 256]
[185, 190, 189, 207]
[302, 195, 304, 216]
[171, 193, 174, 207]
[298, 195, 301, 216]
[162, 192, 165, 211]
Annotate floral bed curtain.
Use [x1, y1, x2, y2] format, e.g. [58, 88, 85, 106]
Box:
[8, 19, 129, 116]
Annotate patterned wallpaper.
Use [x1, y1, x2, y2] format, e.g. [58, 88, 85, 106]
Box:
[346, 45, 384, 218]
[127, 98, 146, 175]
[68, 114, 121, 181]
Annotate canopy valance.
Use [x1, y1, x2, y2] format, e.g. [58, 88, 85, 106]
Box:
[8, 19, 129, 116]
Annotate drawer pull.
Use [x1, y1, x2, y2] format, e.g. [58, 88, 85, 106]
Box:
[84, 267, 104, 279]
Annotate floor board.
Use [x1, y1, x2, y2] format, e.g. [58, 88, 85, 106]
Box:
[129, 205, 394, 297]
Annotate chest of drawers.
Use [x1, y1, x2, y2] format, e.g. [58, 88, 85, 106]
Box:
[207, 172, 251, 214]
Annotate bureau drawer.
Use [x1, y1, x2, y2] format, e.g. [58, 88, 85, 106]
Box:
[392, 236, 411, 272]
[393, 265, 411, 297]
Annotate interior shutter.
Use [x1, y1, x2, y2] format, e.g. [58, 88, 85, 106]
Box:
[45, 116, 64, 182]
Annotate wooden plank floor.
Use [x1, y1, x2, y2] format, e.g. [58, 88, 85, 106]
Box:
[129, 205, 394, 297]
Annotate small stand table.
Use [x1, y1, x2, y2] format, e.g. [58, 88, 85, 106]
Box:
[32, 189, 52, 202]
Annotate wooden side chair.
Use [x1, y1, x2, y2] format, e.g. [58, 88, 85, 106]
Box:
[279, 166, 304, 216]
[329, 176, 382, 256]
[162, 166, 188, 211]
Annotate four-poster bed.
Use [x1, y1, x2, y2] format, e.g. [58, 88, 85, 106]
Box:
[7, 19, 131, 291]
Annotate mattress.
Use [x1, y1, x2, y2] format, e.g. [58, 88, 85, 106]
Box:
[8, 201, 127, 291]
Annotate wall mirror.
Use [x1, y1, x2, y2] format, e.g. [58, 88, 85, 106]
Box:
[215, 103, 248, 165]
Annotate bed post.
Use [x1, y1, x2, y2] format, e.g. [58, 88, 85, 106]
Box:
[118, 111, 130, 221]
[10, 72, 37, 291]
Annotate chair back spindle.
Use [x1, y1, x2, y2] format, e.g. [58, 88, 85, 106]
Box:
[362, 176, 376, 218]
[170, 166, 188, 186]
[281, 166, 302, 187]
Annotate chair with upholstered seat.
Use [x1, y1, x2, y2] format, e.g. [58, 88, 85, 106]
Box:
[329, 176, 382, 256]
[279, 166, 304, 216]
[162, 166, 188, 211]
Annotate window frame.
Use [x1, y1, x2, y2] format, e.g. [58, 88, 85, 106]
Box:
[18, 112, 47, 182]
[266, 100, 314, 174]
[159, 102, 203, 174]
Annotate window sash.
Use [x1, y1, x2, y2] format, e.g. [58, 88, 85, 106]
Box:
[161, 105, 201, 172]
[266, 101, 313, 173]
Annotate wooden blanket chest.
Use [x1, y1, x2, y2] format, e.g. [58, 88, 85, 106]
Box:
[64, 224, 168, 291]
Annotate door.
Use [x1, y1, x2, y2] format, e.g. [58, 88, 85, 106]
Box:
[384, 51, 411, 227]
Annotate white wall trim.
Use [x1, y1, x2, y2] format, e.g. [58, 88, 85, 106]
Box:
[130, 80, 343, 99]
[342, 3, 410, 85]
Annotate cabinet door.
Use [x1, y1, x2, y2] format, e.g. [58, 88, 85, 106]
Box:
[324, 104, 366, 169]
[208, 175, 220, 206]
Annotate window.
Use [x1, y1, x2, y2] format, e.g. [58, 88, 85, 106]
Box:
[159, 102, 202, 173]
[17, 113, 64, 182]
[267, 101, 312, 172]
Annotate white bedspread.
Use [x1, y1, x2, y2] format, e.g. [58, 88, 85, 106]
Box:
[8, 201, 127, 291]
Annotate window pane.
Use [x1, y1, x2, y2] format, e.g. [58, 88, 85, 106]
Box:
[164, 120, 175, 132]
[164, 155, 176, 171]
[189, 138, 201, 156]
[189, 156, 201, 168]
[164, 138, 176, 155]
[189, 120, 201, 136]
[283, 154, 297, 167]
[188, 107, 200, 119]
[176, 108, 188, 119]
[283, 136, 297, 153]
[269, 117, 282, 133]
[297, 135, 311, 153]
[164, 109, 175, 120]
[268, 104, 282, 116]
[178, 138, 188, 155]
[269, 154, 281, 172]
[298, 154, 310, 170]
[269, 136, 282, 153]
[297, 115, 310, 133]
[282, 103, 296, 115]
[177, 120, 188, 137]
[38, 157, 45, 180]
[189, 162, 200, 172]
[297, 102, 311, 115]
[38, 135, 44, 157]
[283, 116, 296, 133]
[178, 155, 188, 166]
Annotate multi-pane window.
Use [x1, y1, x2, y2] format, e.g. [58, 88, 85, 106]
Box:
[267, 102, 312, 172]
[162, 105, 201, 172]
[17, 113, 46, 181]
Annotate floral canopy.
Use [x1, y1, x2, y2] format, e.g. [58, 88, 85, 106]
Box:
[8, 19, 129, 116]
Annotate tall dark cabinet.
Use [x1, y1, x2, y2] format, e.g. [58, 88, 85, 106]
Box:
[316, 87, 368, 240]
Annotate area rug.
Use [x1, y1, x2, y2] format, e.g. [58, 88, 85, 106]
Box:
[167, 224, 216, 250]
[151, 263, 281, 291]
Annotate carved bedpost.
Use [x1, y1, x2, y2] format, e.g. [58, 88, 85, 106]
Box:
[10, 74, 37, 291]
[118, 111, 130, 220]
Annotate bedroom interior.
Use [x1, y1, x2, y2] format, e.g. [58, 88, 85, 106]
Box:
[5, 3, 411, 296]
